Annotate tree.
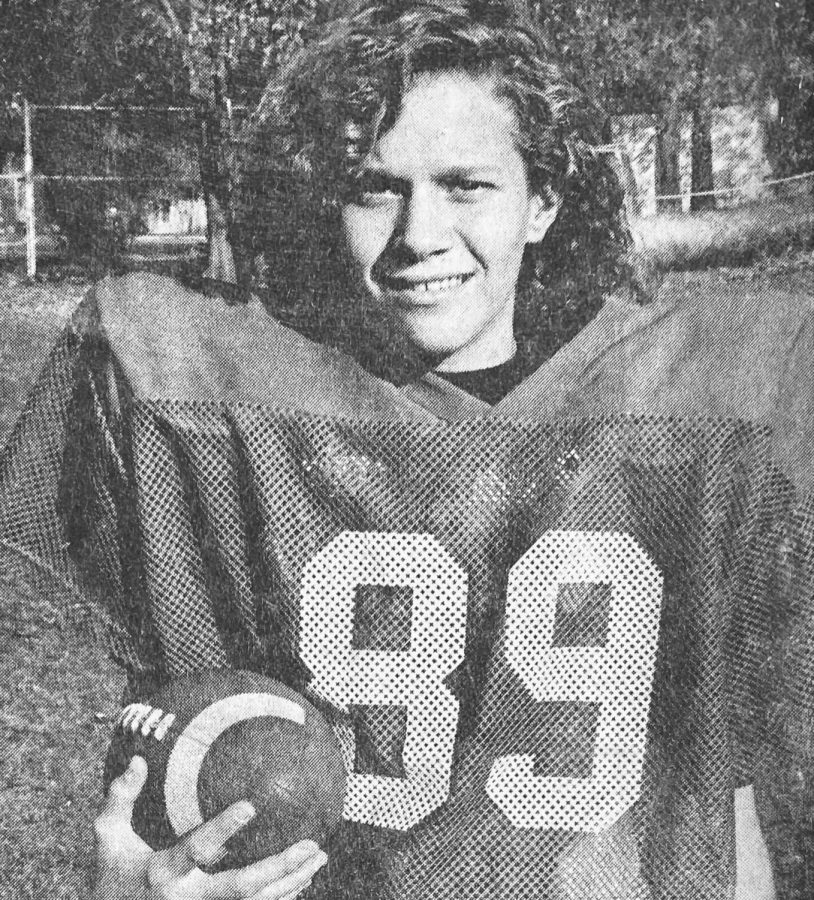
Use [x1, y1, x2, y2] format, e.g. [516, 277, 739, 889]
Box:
[770, 0, 814, 176]
[536, 0, 811, 211]
[143, 0, 320, 287]
[0, 0, 320, 277]
[0, 2, 188, 267]
[0, 2, 182, 107]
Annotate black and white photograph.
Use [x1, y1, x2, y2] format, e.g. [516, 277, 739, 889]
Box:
[0, 1, 812, 898]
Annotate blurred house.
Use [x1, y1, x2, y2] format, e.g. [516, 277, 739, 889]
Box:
[143, 193, 207, 235]
[0, 153, 52, 238]
[611, 103, 777, 216]
[0, 155, 24, 234]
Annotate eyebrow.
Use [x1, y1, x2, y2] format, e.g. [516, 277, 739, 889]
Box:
[436, 165, 503, 179]
[359, 162, 504, 179]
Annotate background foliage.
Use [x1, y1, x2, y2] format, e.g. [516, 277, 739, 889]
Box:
[0, 0, 812, 261]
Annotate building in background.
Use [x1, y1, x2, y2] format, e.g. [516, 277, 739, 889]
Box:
[611, 103, 779, 216]
[144, 192, 207, 235]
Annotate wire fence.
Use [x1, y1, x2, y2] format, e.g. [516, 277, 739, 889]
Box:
[1, 102, 215, 275]
[594, 142, 814, 215]
[653, 169, 814, 203]
[2, 102, 813, 277]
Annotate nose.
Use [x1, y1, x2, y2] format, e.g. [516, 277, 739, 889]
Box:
[393, 185, 452, 260]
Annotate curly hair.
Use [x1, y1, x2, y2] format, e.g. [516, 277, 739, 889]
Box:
[237, 0, 644, 369]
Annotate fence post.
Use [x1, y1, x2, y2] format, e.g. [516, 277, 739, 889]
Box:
[23, 99, 36, 278]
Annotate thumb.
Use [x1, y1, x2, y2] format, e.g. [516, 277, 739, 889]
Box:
[99, 756, 148, 825]
[93, 756, 152, 898]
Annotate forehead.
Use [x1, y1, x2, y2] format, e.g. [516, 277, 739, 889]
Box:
[362, 71, 524, 174]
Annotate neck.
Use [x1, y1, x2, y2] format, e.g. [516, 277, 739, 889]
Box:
[434, 333, 517, 374]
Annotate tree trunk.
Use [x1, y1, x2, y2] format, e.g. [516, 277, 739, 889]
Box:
[204, 192, 236, 283]
[199, 107, 237, 284]
[687, 44, 716, 213]
[690, 104, 716, 211]
[655, 100, 682, 214]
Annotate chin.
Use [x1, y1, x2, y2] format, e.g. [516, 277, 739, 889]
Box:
[400, 326, 462, 360]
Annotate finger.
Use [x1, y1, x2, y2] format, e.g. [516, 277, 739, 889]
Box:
[207, 841, 325, 899]
[94, 757, 152, 884]
[97, 756, 148, 826]
[247, 850, 327, 900]
[262, 879, 313, 900]
[165, 801, 256, 875]
[281, 886, 311, 900]
[251, 878, 312, 900]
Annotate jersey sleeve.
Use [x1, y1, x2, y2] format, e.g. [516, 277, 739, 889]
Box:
[756, 305, 814, 898]
[764, 486, 814, 899]
[57, 292, 165, 686]
[0, 319, 79, 590]
[757, 474, 814, 896]
[0, 284, 164, 689]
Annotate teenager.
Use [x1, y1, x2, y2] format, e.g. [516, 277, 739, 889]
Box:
[1, 2, 810, 898]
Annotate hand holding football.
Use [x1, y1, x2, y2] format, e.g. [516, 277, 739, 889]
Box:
[103, 669, 347, 872]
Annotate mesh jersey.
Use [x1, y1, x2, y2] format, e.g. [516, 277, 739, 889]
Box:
[1, 273, 813, 899]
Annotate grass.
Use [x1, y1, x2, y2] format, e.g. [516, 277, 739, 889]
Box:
[0, 564, 125, 899]
[0, 248, 812, 898]
[632, 195, 814, 271]
[0, 272, 87, 443]
[0, 271, 126, 898]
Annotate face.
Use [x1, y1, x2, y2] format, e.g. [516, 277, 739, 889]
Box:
[340, 71, 560, 372]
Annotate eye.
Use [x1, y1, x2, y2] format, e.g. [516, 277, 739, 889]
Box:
[352, 172, 404, 205]
[445, 177, 495, 199]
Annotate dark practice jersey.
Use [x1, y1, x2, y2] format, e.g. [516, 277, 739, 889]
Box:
[1, 273, 812, 899]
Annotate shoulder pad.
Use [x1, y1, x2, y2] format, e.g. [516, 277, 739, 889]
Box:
[83, 273, 433, 422]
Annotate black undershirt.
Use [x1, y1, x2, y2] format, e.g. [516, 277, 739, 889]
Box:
[435, 349, 530, 405]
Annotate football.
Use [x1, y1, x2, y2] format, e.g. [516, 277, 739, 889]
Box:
[103, 668, 347, 870]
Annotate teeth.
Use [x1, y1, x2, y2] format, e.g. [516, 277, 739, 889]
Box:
[403, 275, 466, 292]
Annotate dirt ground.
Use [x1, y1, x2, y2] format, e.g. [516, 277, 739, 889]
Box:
[0, 256, 812, 898]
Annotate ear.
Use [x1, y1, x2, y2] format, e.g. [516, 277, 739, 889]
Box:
[525, 190, 562, 245]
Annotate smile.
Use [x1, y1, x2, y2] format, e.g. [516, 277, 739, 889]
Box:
[377, 272, 474, 293]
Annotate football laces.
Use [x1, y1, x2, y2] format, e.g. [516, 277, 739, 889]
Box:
[118, 703, 177, 741]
